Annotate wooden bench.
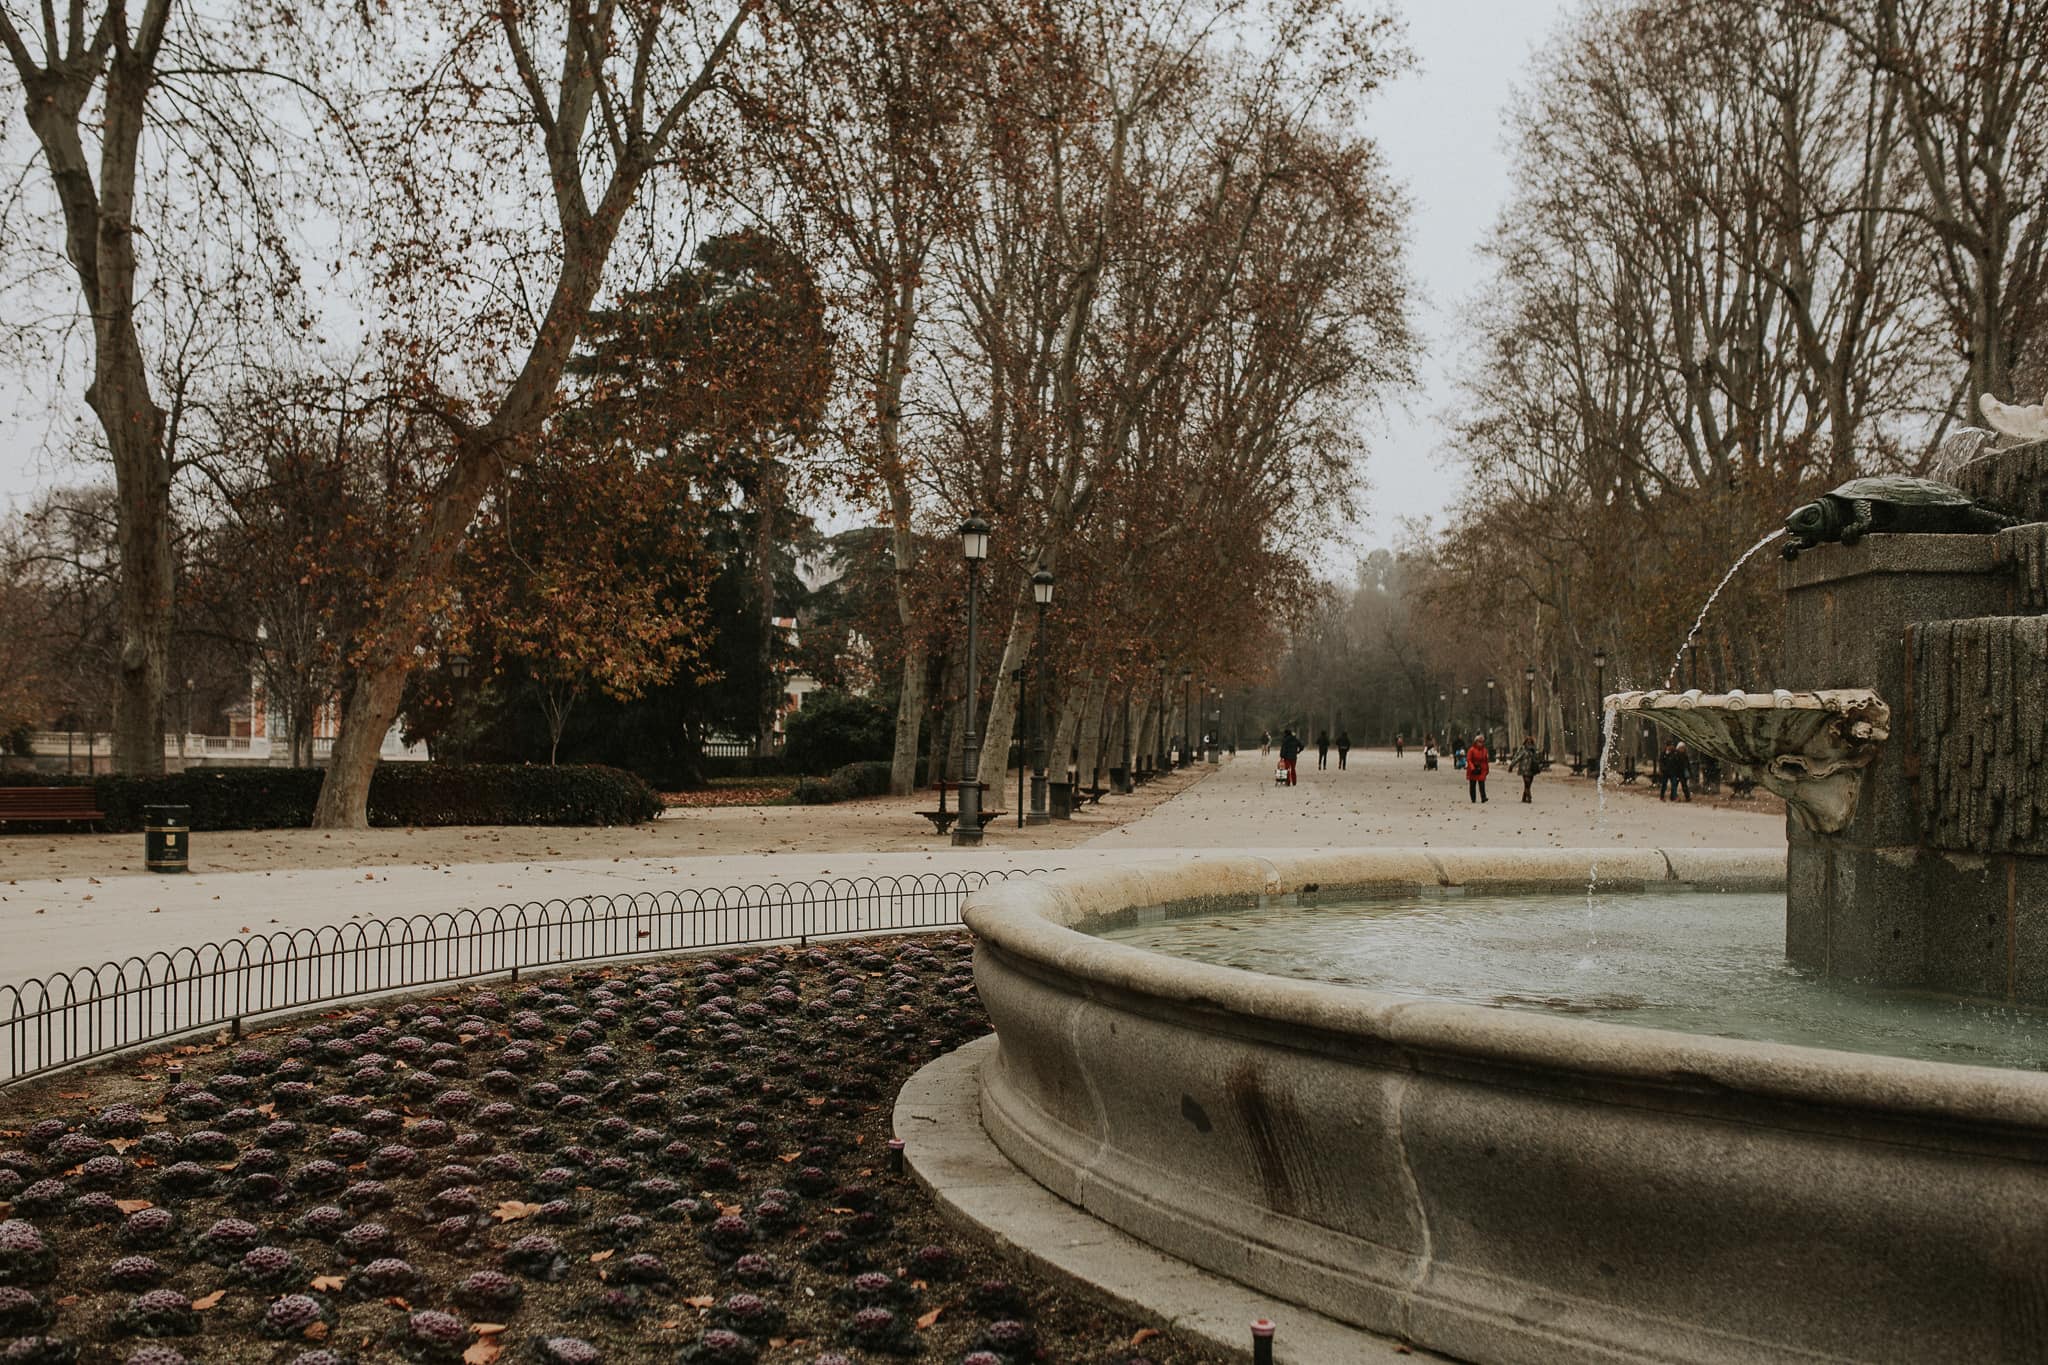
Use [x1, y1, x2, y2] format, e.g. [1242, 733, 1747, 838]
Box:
[1080, 785, 1109, 805]
[916, 780, 991, 835]
[0, 786, 106, 828]
[1618, 766, 1641, 785]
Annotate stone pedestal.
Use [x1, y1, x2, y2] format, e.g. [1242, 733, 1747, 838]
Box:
[1780, 534, 2048, 1003]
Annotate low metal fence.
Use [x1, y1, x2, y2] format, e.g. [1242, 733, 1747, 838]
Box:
[0, 868, 1048, 1090]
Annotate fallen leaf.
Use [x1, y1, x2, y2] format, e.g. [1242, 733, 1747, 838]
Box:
[191, 1290, 226, 1311]
[914, 1306, 944, 1331]
[684, 1296, 715, 1309]
[587, 1250, 614, 1263]
[113, 1199, 154, 1214]
[778, 1152, 801, 1163]
[462, 1339, 501, 1365]
[472, 1324, 507, 1337]
[107, 1138, 140, 1153]
[1132, 1328, 1162, 1346]
[303, 1321, 330, 1341]
[310, 1275, 346, 1292]
[54, 1295, 78, 1308]
[492, 1200, 543, 1223]
[385, 1296, 411, 1310]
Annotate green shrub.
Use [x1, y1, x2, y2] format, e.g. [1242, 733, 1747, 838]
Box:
[696, 754, 795, 781]
[0, 764, 661, 832]
[784, 760, 893, 807]
[782, 691, 892, 775]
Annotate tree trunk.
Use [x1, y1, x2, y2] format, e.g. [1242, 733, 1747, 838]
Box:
[891, 644, 927, 795]
[751, 463, 781, 751]
[8, 4, 178, 775]
[1054, 671, 1100, 780]
[974, 600, 1032, 790]
[313, 450, 502, 827]
[103, 382, 171, 775]
[880, 276, 925, 797]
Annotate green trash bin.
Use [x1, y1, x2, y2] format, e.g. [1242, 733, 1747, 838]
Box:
[145, 804, 190, 873]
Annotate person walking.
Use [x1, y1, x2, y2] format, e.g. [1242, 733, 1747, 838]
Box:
[1466, 734, 1490, 803]
[1336, 729, 1351, 770]
[1667, 741, 1693, 802]
[1260, 730, 1271, 756]
[1512, 736, 1542, 803]
[1278, 728, 1303, 787]
[1453, 734, 1466, 770]
[1423, 739, 1439, 770]
[1394, 733, 1404, 758]
[1315, 730, 1331, 770]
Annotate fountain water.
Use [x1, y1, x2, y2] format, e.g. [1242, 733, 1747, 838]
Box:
[1663, 527, 1784, 687]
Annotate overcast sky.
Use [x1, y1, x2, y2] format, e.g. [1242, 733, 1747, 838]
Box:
[0, 0, 1575, 544]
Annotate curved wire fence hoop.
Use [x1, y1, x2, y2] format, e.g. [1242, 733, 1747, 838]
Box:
[0, 868, 1051, 1088]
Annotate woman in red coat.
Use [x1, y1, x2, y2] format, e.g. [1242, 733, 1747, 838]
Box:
[1465, 736, 1490, 804]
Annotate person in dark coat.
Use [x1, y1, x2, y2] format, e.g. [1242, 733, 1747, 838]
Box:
[1466, 735, 1491, 803]
[1278, 728, 1303, 787]
[1664, 741, 1693, 801]
[1512, 737, 1542, 803]
[1336, 730, 1352, 769]
[1315, 730, 1330, 770]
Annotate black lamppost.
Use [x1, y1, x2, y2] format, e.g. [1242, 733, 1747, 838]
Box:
[1593, 647, 1608, 771]
[1157, 668, 1169, 775]
[1179, 669, 1192, 768]
[953, 515, 991, 847]
[1485, 676, 1496, 745]
[1459, 685, 1469, 742]
[1437, 691, 1446, 740]
[1523, 664, 1536, 746]
[1028, 567, 1054, 824]
[449, 651, 471, 681]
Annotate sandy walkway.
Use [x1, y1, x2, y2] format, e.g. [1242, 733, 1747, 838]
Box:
[0, 752, 1784, 987]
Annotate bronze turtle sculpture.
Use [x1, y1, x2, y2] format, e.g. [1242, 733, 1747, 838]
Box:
[1782, 476, 2013, 559]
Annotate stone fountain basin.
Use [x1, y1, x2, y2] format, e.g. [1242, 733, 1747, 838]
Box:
[1607, 688, 1890, 833]
[963, 851, 2048, 1365]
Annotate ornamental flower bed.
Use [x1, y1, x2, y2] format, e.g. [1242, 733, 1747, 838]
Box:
[0, 937, 1229, 1364]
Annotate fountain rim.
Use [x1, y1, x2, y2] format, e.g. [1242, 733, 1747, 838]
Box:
[1603, 686, 1883, 712]
[963, 848, 2048, 1132]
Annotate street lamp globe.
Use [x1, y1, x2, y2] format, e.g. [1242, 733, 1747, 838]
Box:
[449, 651, 472, 681]
[1524, 665, 1536, 685]
[1593, 647, 1608, 671]
[1031, 567, 1055, 605]
[959, 515, 992, 563]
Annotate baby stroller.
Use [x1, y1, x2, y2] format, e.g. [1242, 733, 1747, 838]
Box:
[1274, 761, 1289, 785]
[1423, 745, 1439, 771]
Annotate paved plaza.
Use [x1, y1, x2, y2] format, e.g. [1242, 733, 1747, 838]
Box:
[0, 750, 1781, 987]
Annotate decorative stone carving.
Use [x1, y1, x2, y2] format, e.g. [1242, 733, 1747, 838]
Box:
[1977, 393, 2048, 441]
[1952, 437, 2048, 524]
[1910, 615, 2048, 854]
[1607, 689, 1890, 834]
[1994, 523, 2048, 611]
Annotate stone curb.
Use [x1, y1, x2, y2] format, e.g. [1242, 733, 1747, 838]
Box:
[894, 1034, 1449, 1364]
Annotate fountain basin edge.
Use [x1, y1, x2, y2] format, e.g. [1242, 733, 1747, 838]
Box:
[962, 850, 2048, 1365]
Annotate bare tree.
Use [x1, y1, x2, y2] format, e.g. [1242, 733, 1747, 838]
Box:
[309, 0, 755, 826]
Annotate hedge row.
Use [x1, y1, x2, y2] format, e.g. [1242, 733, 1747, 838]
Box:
[790, 760, 894, 805]
[0, 764, 663, 832]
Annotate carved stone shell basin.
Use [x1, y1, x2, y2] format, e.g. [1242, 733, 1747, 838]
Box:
[1605, 689, 1891, 834]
